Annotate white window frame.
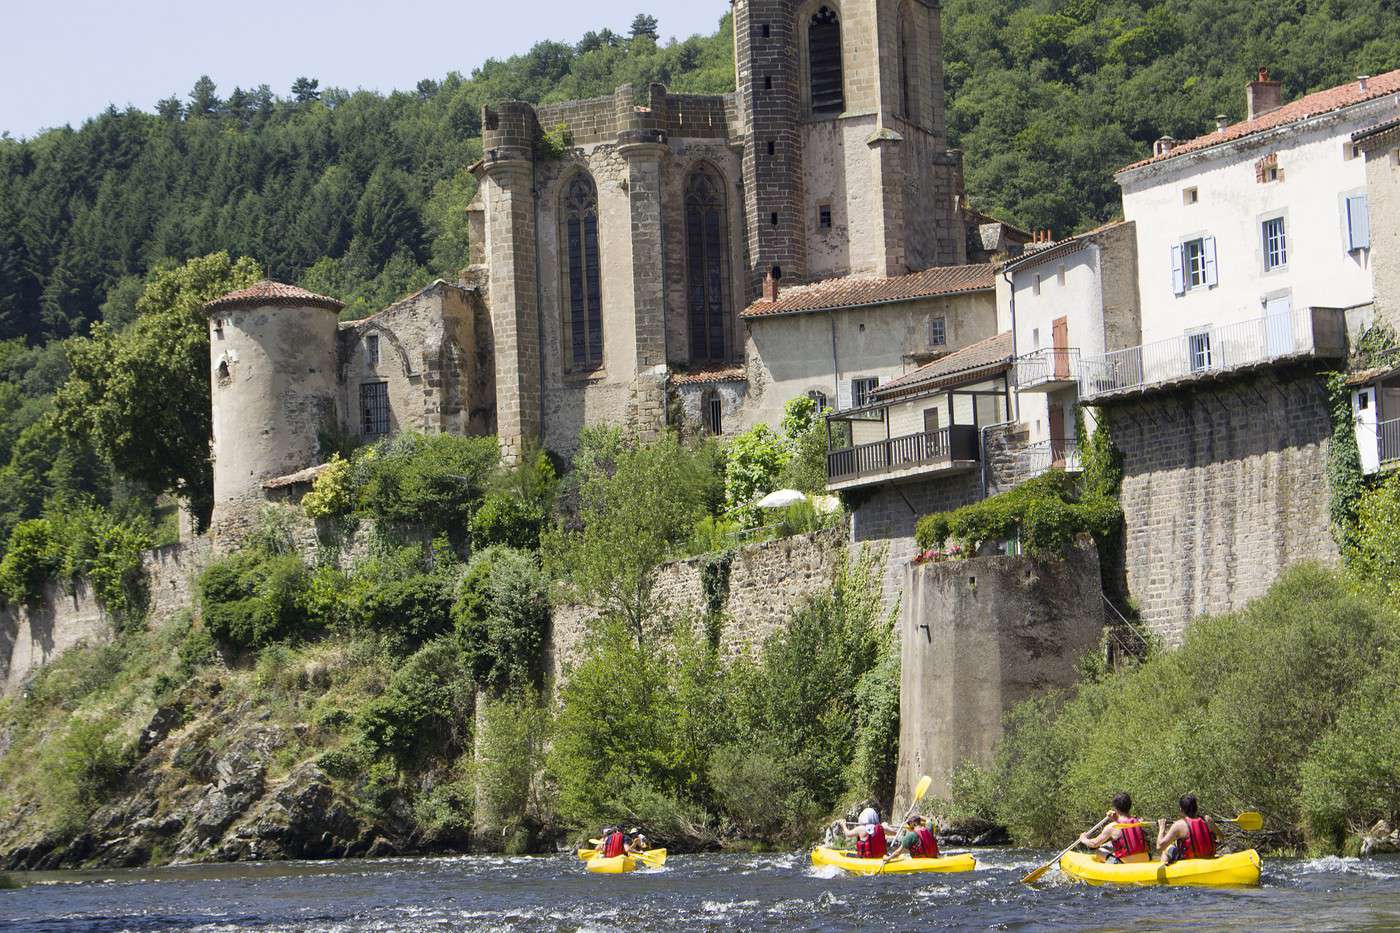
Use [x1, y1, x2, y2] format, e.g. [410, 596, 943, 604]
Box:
[852, 376, 879, 408]
[1173, 235, 1218, 294]
[928, 316, 946, 347]
[1186, 328, 1213, 372]
[1261, 215, 1287, 272]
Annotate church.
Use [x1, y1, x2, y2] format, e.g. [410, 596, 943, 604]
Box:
[202, 0, 1025, 531]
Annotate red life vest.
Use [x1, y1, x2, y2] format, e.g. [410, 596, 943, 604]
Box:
[1182, 817, 1215, 859]
[1111, 817, 1147, 860]
[602, 831, 626, 858]
[913, 826, 939, 858]
[855, 825, 887, 858]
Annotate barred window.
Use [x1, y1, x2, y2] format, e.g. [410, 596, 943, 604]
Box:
[685, 166, 730, 362]
[361, 382, 390, 437]
[563, 174, 604, 369]
[808, 7, 844, 116]
[702, 388, 723, 435]
[366, 333, 380, 364]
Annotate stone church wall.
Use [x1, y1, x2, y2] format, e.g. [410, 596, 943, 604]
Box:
[1103, 367, 1338, 645]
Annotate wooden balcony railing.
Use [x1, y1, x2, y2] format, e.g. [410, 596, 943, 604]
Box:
[826, 425, 979, 482]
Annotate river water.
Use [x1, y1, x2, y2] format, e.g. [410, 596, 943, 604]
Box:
[3, 849, 1399, 932]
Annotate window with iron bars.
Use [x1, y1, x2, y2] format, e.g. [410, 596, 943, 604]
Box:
[361, 382, 390, 437]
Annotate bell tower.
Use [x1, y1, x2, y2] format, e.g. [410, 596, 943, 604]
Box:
[733, 0, 966, 288]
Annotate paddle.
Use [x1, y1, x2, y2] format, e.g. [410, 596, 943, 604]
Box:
[877, 775, 934, 876]
[1021, 815, 1111, 885]
[1118, 811, 1264, 833]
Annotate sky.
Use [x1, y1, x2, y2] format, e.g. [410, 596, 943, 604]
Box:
[0, 0, 728, 139]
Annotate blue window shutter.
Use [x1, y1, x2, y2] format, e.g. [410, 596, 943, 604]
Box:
[1171, 244, 1185, 295]
[1203, 236, 1219, 287]
[1348, 195, 1371, 250]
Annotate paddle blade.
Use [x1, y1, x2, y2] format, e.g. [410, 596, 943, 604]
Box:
[1229, 811, 1263, 832]
[1020, 860, 1055, 885]
[913, 775, 933, 804]
[576, 848, 598, 861]
[634, 848, 667, 867]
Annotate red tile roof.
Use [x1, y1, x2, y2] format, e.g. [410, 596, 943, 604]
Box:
[740, 264, 996, 319]
[873, 331, 1013, 399]
[671, 365, 747, 386]
[1120, 68, 1400, 173]
[205, 280, 344, 314]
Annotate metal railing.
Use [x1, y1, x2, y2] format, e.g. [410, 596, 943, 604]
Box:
[1020, 437, 1082, 477]
[1381, 418, 1400, 464]
[1079, 306, 1320, 399]
[1014, 347, 1081, 389]
[827, 428, 951, 481]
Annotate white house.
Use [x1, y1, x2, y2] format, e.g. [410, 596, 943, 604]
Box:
[1092, 68, 1396, 399]
[1000, 221, 1142, 461]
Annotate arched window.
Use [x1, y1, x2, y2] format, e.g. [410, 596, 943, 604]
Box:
[563, 174, 603, 369]
[808, 6, 844, 116]
[685, 166, 730, 362]
[898, 14, 913, 120]
[702, 388, 723, 435]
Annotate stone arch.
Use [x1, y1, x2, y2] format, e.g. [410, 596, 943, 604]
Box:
[559, 169, 604, 370]
[684, 161, 733, 363]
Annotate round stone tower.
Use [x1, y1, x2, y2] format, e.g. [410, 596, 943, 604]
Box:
[204, 280, 343, 534]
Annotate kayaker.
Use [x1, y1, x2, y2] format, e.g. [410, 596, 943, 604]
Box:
[1077, 793, 1149, 863]
[1157, 794, 1217, 864]
[599, 826, 627, 858]
[840, 807, 892, 858]
[886, 815, 940, 860]
[627, 828, 650, 853]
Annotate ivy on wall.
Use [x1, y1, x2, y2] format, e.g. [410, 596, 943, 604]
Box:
[1326, 323, 1400, 552]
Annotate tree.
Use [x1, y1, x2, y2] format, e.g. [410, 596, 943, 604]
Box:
[291, 77, 321, 103]
[188, 76, 221, 117]
[54, 253, 262, 529]
[547, 434, 708, 643]
[630, 13, 659, 41]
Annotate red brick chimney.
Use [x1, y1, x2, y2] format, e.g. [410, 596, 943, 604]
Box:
[1247, 68, 1283, 121]
[762, 271, 779, 302]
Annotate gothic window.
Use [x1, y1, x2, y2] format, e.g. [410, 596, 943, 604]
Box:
[685, 166, 730, 362]
[808, 7, 844, 116]
[563, 174, 604, 369]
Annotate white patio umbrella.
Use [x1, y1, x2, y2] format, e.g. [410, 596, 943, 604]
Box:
[754, 488, 807, 509]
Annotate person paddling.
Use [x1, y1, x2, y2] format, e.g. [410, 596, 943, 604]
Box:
[599, 826, 628, 858]
[1077, 793, 1149, 864]
[840, 807, 892, 859]
[626, 827, 650, 853]
[1157, 794, 1216, 864]
[886, 814, 940, 860]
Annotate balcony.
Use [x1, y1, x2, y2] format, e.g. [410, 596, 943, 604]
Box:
[1015, 347, 1081, 393]
[826, 425, 980, 492]
[1078, 306, 1348, 402]
[1021, 437, 1082, 477]
[1382, 418, 1400, 466]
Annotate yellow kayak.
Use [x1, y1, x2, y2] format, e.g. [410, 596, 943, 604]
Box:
[1059, 849, 1261, 886]
[582, 848, 668, 873]
[810, 845, 977, 875]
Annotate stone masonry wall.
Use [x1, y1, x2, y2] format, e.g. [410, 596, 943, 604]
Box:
[546, 528, 846, 686]
[1104, 367, 1338, 644]
[851, 471, 984, 606]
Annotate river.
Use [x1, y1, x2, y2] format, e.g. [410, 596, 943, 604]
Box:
[3, 849, 1399, 932]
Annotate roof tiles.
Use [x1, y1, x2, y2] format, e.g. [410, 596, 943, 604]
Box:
[1120, 68, 1400, 173]
[740, 263, 995, 319]
[205, 280, 344, 314]
[873, 331, 1014, 398]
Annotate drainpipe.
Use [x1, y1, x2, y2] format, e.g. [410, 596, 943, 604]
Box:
[828, 308, 841, 403]
[1000, 265, 1021, 422]
[980, 418, 1017, 500]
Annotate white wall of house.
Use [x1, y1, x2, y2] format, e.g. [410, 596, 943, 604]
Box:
[1118, 98, 1394, 349]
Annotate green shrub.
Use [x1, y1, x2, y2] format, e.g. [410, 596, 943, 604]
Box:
[356, 637, 471, 766]
[939, 760, 1001, 831]
[688, 515, 739, 554]
[983, 564, 1399, 849]
[1346, 472, 1400, 607]
[776, 396, 829, 495]
[723, 423, 790, 528]
[414, 773, 475, 848]
[454, 546, 548, 689]
[913, 471, 1120, 557]
[0, 518, 60, 604]
[473, 690, 553, 849]
[42, 715, 133, 831]
[708, 743, 821, 841]
[198, 550, 312, 652]
[302, 454, 354, 518]
[469, 491, 546, 551]
[342, 545, 458, 655]
[357, 433, 498, 540]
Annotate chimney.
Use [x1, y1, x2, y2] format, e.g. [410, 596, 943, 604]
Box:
[1246, 68, 1283, 120]
[1359, 74, 1371, 92]
[762, 271, 779, 303]
[1215, 114, 1230, 132]
[1153, 136, 1177, 158]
